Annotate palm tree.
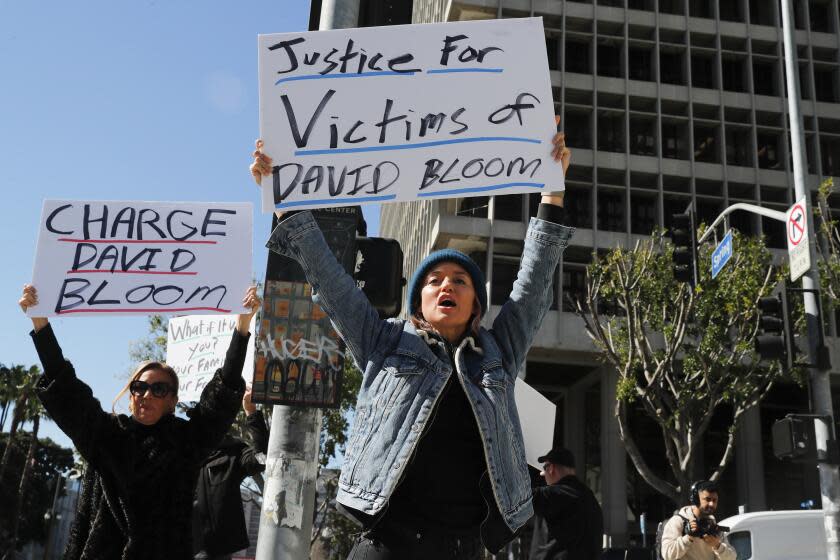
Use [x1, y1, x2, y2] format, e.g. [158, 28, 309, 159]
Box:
[0, 365, 26, 433]
[0, 366, 40, 489]
[2, 367, 46, 557]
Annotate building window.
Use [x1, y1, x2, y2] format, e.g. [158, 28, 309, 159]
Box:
[566, 40, 590, 74]
[562, 266, 587, 312]
[815, 68, 838, 102]
[821, 137, 840, 176]
[662, 122, 688, 159]
[598, 189, 626, 232]
[598, 112, 624, 153]
[720, 0, 744, 21]
[691, 54, 715, 89]
[659, 0, 684, 14]
[763, 215, 787, 248]
[696, 199, 722, 229]
[490, 255, 520, 306]
[750, 0, 776, 25]
[722, 58, 746, 92]
[629, 47, 653, 81]
[546, 37, 559, 71]
[810, 1, 833, 32]
[753, 60, 777, 95]
[660, 51, 684, 85]
[630, 118, 656, 156]
[726, 128, 753, 167]
[457, 196, 488, 218]
[631, 193, 658, 234]
[494, 194, 524, 222]
[689, 0, 712, 17]
[565, 186, 593, 229]
[565, 110, 592, 149]
[757, 132, 782, 169]
[598, 44, 622, 78]
[694, 125, 719, 163]
[628, 0, 653, 10]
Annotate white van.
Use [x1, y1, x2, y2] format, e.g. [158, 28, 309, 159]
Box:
[718, 510, 827, 560]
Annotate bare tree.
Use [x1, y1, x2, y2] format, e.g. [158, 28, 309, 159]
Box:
[575, 229, 790, 504]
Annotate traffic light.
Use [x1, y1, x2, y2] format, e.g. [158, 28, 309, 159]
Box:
[772, 415, 815, 461]
[355, 237, 405, 318]
[755, 284, 797, 369]
[670, 209, 698, 286]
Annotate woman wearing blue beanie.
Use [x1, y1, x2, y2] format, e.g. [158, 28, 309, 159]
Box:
[251, 126, 575, 559]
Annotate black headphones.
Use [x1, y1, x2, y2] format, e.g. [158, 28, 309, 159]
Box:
[690, 479, 718, 506]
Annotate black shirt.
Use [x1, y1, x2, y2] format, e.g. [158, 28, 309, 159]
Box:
[529, 475, 604, 560]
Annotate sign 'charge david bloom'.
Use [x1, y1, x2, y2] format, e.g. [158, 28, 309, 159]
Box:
[27, 200, 252, 317]
[257, 17, 564, 212]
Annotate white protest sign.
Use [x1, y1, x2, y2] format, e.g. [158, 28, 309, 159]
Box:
[28, 200, 252, 317]
[514, 378, 557, 469]
[258, 17, 562, 212]
[167, 315, 256, 402]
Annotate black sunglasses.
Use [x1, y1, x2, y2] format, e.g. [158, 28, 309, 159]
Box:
[130, 380, 175, 398]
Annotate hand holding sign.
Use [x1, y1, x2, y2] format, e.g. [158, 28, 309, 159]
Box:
[237, 286, 261, 334]
[19, 284, 49, 333]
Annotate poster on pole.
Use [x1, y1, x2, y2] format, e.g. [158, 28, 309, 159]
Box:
[167, 315, 257, 402]
[257, 17, 562, 212]
[515, 378, 557, 469]
[786, 196, 811, 282]
[28, 200, 252, 317]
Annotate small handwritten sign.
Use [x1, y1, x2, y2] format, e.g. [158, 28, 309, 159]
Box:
[166, 315, 257, 401]
[28, 200, 252, 317]
[257, 17, 562, 212]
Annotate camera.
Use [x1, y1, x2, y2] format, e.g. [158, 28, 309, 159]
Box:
[684, 517, 730, 538]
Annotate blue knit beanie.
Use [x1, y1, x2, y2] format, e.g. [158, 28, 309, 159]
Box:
[407, 249, 487, 316]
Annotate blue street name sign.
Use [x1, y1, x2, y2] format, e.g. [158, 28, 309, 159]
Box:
[711, 229, 733, 279]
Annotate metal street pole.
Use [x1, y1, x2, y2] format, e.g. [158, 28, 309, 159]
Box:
[779, 0, 840, 556]
[254, 5, 360, 560]
[255, 408, 323, 560]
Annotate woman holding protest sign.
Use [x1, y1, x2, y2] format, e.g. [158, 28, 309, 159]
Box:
[249, 121, 575, 559]
[18, 285, 260, 560]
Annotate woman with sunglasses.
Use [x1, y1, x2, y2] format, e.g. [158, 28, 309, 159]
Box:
[18, 284, 260, 560]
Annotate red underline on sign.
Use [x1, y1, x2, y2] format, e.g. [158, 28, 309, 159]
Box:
[57, 238, 217, 244]
[57, 307, 231, 315]
[67, 269, 198, 276]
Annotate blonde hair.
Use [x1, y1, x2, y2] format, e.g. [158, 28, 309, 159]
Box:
[113, 361, 179, 416]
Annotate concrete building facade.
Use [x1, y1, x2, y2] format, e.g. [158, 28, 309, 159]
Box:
[381, 0, 840, 546]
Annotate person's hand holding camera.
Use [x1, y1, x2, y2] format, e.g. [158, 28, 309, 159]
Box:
[702, 533, 722, 549]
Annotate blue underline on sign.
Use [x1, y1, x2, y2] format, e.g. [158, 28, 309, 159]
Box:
[294, 136, 542, 156]
[417, 182, 545, 197]
[426, 68, 504, 74]
[275, 71, 415, 86]
[275, 194, 397, 208]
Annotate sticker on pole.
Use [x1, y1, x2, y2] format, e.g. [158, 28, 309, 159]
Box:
[786, 196, 811, 282]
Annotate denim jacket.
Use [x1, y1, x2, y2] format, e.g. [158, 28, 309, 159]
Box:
[266, 211, 574, 540]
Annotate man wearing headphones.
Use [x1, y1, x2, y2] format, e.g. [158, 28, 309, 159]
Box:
[661, 480, 736, 560]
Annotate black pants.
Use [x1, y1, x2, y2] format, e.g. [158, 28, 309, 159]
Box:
[346, 523, 482, 560]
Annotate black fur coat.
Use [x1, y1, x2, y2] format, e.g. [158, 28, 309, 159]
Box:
[33, 324, 248, 560]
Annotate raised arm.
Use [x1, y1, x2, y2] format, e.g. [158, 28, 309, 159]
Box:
[490, 126, 576, 375]
[21, 285, 124, 467]
[252, 141, 394, 367]
[187, 287, 258, 456]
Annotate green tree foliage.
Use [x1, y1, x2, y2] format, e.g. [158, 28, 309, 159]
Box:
[0, 436, 73, 552]
[575, 228, 791, 504]
[816, 177, 840, 304]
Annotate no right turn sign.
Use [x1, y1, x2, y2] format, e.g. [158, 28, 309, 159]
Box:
[786, 196, 811, 282]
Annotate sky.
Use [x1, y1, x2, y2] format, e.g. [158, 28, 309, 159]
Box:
[0, 0, 379, 452]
